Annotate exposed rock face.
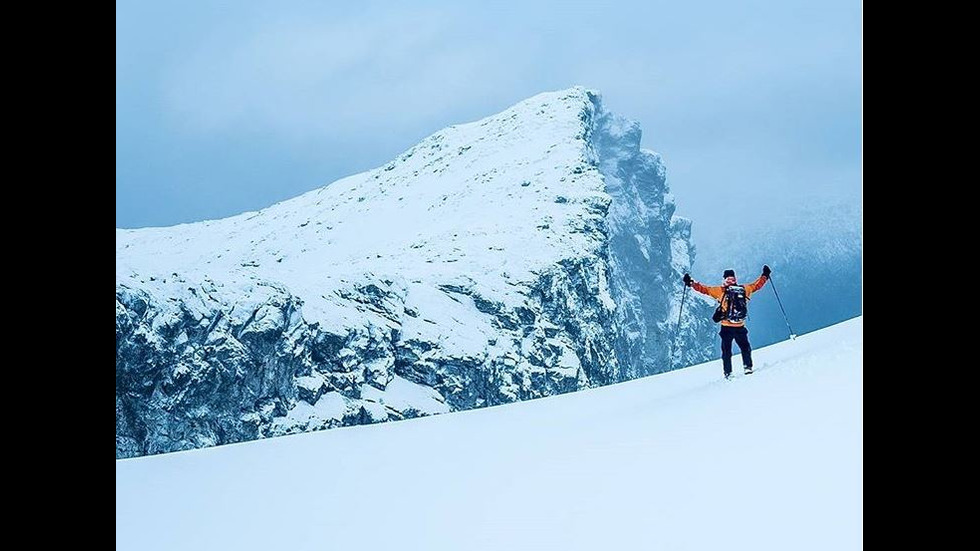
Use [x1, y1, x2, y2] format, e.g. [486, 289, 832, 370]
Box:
[116, 87, 713, 458]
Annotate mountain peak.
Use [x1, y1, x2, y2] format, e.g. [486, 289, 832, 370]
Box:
[116, 88, 714, 458]
[118, 87, 609, 322]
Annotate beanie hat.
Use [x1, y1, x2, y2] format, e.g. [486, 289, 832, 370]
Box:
[723, 269, 736, 279]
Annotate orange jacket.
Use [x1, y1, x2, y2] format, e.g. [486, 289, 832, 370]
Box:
[691, 275, 769, 327]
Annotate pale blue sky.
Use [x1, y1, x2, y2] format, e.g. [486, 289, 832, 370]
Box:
[116, 0, 861, 246]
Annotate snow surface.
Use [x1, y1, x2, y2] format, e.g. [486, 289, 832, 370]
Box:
[116, 318, 861, 551]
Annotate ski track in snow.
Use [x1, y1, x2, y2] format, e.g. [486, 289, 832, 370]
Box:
[116, 316, 862, 551]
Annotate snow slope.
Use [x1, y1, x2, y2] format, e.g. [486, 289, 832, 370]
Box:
[116, 316, 862, 551]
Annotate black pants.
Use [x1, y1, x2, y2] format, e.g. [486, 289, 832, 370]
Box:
[719, 326, 752, 375]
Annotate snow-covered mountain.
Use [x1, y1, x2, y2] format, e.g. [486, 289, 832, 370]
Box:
[116, 317, 864, 551]
[116, 87, 714, 458]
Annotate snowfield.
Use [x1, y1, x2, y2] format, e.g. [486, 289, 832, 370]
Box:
[116, 316, 862, 550]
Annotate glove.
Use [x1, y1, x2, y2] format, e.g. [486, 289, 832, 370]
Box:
[762, 265, 771, 277]
[683, 273, 693, 287]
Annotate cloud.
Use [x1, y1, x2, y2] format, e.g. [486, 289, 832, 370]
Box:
[119, 0, 861, 236]
[163, 7, 537, 142]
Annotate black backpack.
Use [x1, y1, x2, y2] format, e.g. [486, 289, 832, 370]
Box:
[712, 285, 748, 323]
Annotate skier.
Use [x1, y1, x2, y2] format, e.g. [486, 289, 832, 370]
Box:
[683, 265, 771, 379]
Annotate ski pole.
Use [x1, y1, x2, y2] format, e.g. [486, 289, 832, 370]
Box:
[668, 284, 689, 370]
[767, 272, 796, 340]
